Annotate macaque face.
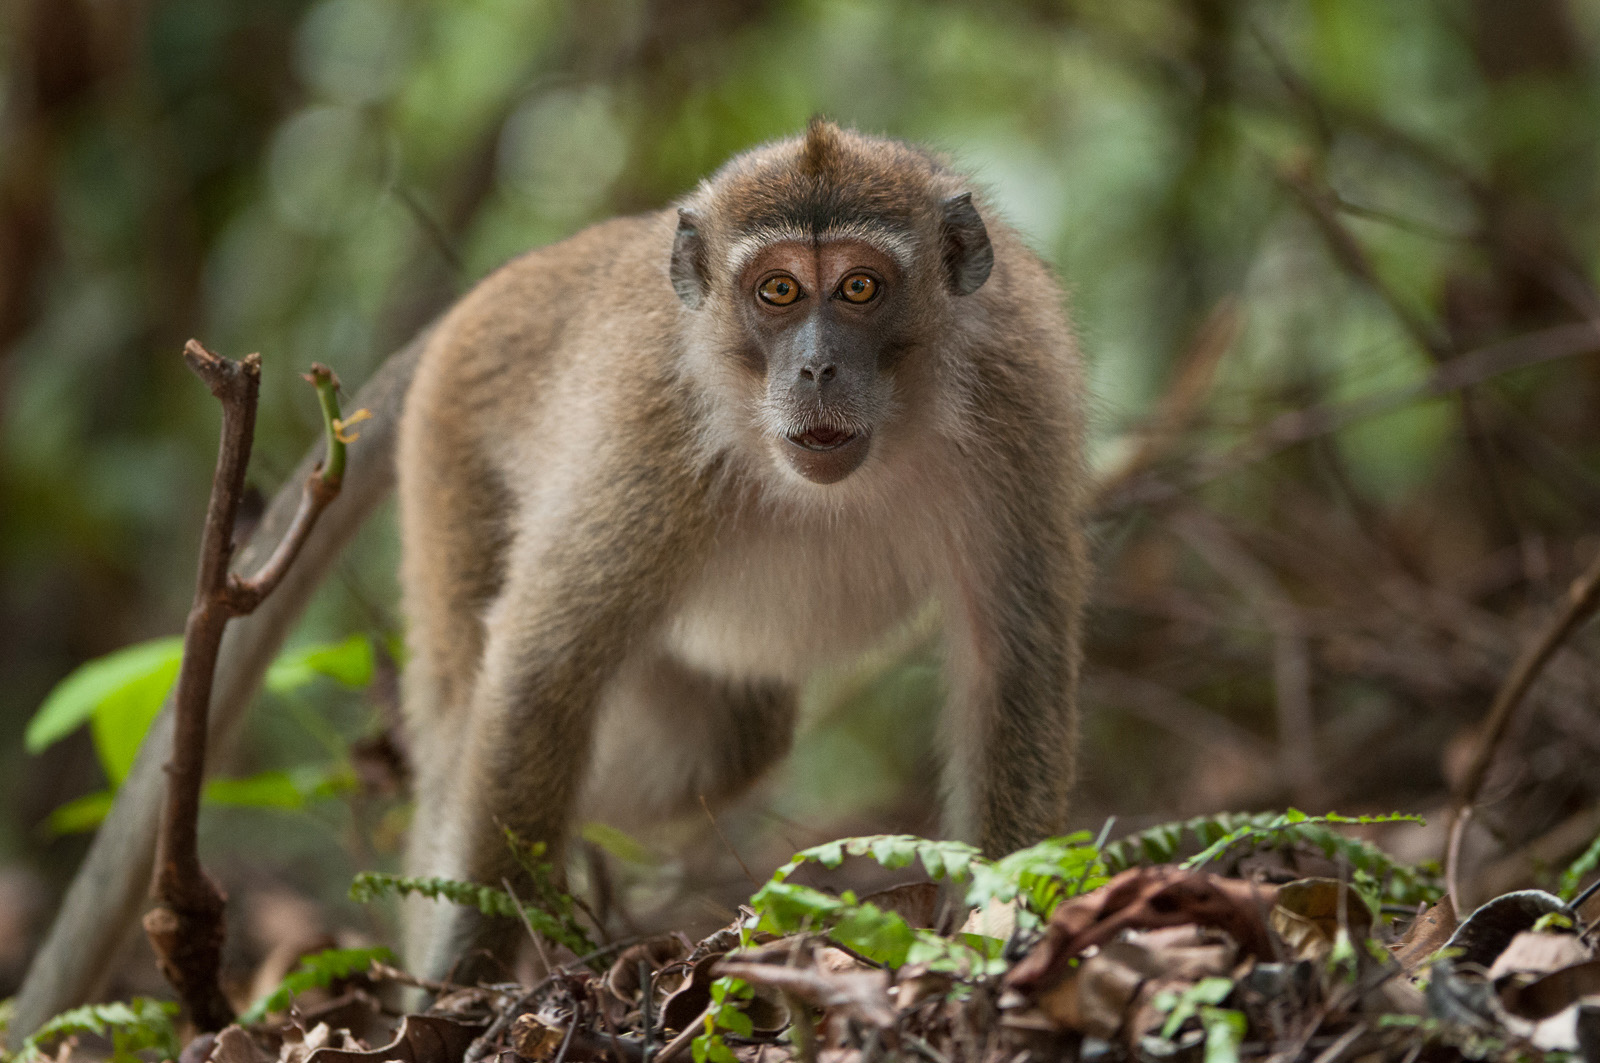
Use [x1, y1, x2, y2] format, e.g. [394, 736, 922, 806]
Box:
[735, 238, 908, 485]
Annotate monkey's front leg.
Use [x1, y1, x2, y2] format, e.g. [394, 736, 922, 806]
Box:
[405, 476, 713, 981]
[941, 531, 1086, 859]
[406, 618, 601, 980]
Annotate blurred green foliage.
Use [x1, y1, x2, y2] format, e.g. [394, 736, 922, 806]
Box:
[5, 0, 1600, 978]
[23, 633, 377, 835]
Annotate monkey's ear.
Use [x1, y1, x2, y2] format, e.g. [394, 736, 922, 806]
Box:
[941, 192, 993, 296]
[671, 209, 709, 308]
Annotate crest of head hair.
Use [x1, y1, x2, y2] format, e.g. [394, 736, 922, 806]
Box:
[800, 116, 842, 177]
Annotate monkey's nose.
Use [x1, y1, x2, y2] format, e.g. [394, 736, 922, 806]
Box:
[799, 363, 836, 384]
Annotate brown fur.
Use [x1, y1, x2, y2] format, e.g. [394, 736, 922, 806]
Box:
[397, 123, 1089, 977]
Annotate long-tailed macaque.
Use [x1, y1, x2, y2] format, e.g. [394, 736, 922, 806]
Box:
[14, 120, 1087, 1032]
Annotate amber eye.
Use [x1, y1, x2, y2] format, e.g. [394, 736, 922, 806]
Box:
[839, 273, 878, 303]
[758, 275, 802, 306]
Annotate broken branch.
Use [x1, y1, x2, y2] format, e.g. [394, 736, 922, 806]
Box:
[145, 342, 356, 1031]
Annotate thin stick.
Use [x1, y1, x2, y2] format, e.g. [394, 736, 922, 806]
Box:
[502, 877, 553, 975]
[1448, 545, 1600, 857]
[1096, 319, 1600, 516]
[639, 959, 654, 1062]
[699, 794, 758, 887]
[369, 961, 459, 995]
[144, 343, 260, 1032]
[1571, 874, 1600, 916]
[551, 1002, 579, 1063]
[1445, 808, 1470, 918]
[1174, 509, 1323, 805]
[1278, 162, 1529, 560]
[1093, 297, 1239, 505]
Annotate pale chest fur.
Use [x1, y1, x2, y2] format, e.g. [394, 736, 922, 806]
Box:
[657, 501, 949, 683]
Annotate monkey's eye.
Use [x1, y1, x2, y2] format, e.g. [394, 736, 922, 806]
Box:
[838, 273, 879, 304]
[757, 275, 802, 306]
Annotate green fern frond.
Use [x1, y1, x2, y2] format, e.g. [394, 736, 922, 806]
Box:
[20, 999, 178, 1063]
[1101, 810, 1438, 906]
[239, 946, 394, 1024]
[349, 871, 596, 958]
[770, 834, 986, 886]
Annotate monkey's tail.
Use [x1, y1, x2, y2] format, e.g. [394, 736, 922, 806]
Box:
[10, 335, 426, 1046]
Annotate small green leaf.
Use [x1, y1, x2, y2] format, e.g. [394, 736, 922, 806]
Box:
[580, 821, 659, 865]
[44, 789, 115, 835]
[90, 662, 182, 785]
[1160, 977, 1233, 1038]
[204, 771, 306, 809]
[813, 840, 844, 868]
[1531, 911, 1575, 933]
[869, 835, 915, 868]
[266, 634, 374, 694]
[1559, 830, 1600, 901]
[1199, 1006, 1247, 1063]
[26, 637, 182, 755]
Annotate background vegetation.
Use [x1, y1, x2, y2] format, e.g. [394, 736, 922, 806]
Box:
[3, 0, 1600, 1000]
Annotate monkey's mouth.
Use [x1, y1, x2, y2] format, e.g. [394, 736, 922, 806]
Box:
[779, 425, 871, 484]
[787, 425, 858, 451]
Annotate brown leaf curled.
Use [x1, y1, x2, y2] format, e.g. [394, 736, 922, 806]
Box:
[1005, 867, 1278, 1000]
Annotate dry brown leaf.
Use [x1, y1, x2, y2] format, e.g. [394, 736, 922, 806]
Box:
[716, 958, 896, 1030]
[1270, 878, 1373, 960]
[508, 1013, 565, 1062]
[658, 952, 721, 1035]
[1005, 867, 1278, 1003]
[302, 1014, 484, 1063]
[1498, 960, 1600, 1022]
[1032, 944, 1143, 1038]
[890, 964, 954, 1012]
[212, 1026, 275, 1063]
[1391, 895, 1457, 974]
[857, 882, 941, 929]
[960, 897, 1017, 941]
[1029, 925, 1237, 1039]
[1445, 890, 1571, 969]
[1488, 931, 1593, 981]
[604, 936, 689, 1006]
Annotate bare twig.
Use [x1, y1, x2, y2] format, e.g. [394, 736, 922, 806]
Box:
[1097, 319, 1600, 516]
[369, 961, 460, 995]
[1085, 672, 1276, 762]
[699, 794, 758, 887]
[1173, 509, 1323, 806]
[1094, 297, 1240, 506]
[144, 341, 355, 1031]
[1449, 545, 1600, 855]
[502, 877, 554, 975]
[1277, 161, 1531, 566]
[1277, 164, 1452, 362]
